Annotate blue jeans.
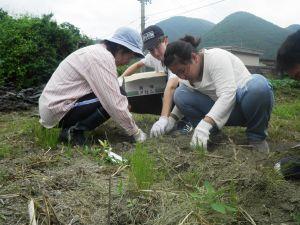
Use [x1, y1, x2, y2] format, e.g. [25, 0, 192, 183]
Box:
[173, 74, 274, 141]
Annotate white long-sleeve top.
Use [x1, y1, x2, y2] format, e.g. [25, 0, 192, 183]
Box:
[175, 48, 252, 129]
[140, 53, 177, 80]
[39, 44, 138, 135]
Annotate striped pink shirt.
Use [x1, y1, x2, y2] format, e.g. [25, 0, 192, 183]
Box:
[39, 44, 139, 136]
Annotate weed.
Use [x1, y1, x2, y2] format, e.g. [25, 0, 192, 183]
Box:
[128, 143, 155, 189]
[190, 181, 237, 215]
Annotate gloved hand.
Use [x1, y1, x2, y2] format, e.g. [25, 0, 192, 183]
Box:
[133, 129, 147, 142]
[190, 120, 213, 150]
[165, 116, 176, 133]
[150, 116, 168, 137]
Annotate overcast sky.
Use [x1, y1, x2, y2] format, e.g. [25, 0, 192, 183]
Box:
[0, 0, 299, 39]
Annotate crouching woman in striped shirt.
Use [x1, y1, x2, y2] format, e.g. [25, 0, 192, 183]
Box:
[39, 27, 147, 145]
[162, 35, 274, 153]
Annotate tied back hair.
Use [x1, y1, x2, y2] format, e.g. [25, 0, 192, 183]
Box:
[164, 35, 201, 67]
[276, 29, 300, 73]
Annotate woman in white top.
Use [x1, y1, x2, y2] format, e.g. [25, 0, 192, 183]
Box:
[162, 35, 274, 153]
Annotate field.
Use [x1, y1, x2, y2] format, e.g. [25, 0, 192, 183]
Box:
[0, 82, 299, 225]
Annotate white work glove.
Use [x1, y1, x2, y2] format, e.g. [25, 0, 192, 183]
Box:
[165, 116, 176, 133]
[133, 129, 147, 142]
[150, 116, 168, 138]
[190, 120, 213, 150]
[150, 116, 177, 138]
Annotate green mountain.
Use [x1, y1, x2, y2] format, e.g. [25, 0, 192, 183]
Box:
[156, 16, 215, 42]
[286, 24, 300, 33]
[155, 12, 294, 59]
[201, 11, 293, 59]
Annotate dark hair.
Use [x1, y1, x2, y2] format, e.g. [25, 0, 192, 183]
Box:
[276, 29, 300, 73]
[102, 40, 133, 57]
[164, 35, 201, 67]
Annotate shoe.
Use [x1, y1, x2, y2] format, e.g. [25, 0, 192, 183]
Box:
[69, 128, 86, 146]
[175, 121, 193, 135]
[248, 139, 270, 154]
[58, 128, 86, 146]
[58, 128, 70, 143]
[274, 156, 300, 180]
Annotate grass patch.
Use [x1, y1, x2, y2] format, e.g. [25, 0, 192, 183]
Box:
[29, 120, 60, 149]
[128, 143, 155, 189]
[273, 98, 300, 120]
[269, 98, 300, 141]
[0, 144, 11, 159]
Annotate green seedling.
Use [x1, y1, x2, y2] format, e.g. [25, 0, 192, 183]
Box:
[128, 143, 155, 189]
[98, 139, 125, 164]
[190, 181, 237, 215]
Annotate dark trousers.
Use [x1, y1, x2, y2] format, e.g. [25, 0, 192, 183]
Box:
[59, 92, 110, 130]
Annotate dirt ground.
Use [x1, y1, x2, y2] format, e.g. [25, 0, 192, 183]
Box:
[0, 90, 300, 224]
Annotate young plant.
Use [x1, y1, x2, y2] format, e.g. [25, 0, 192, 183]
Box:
[128, 143, 155, 189]
[190, 181, 237, 215]
[98, 139, 124, 164]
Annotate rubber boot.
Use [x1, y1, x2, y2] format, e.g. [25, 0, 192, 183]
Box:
[67, 108, 110, 146]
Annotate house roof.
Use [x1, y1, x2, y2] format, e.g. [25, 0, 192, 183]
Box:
[206, 46, 264, 56]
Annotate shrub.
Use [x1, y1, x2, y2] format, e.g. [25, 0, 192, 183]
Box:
[0, 9, 93, 89]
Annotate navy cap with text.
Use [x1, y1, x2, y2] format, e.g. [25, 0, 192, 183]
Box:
[142, 25, 164, 50]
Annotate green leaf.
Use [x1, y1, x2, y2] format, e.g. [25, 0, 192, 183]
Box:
[225, 205, 237, 212]
[211, 203, 226, 214]
[204, 181, 215, 194]
[190, 193, 201, 199]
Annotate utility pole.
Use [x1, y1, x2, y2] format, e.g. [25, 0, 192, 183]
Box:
[137, 0, 151, 33]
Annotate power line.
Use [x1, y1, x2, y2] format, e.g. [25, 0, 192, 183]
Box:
[147, 0, 209, 17]
[178, 0, 227, 16]
[146, 0, 227, 25]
